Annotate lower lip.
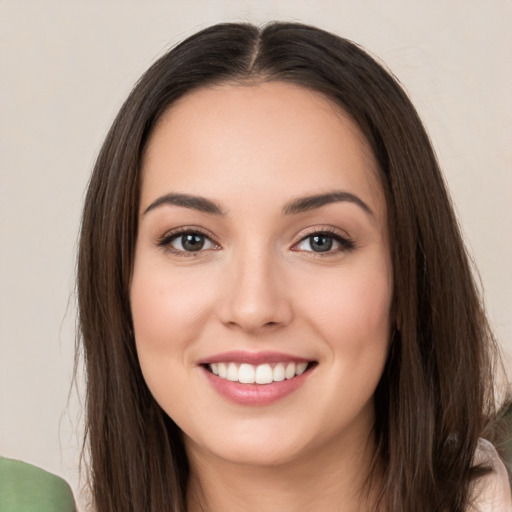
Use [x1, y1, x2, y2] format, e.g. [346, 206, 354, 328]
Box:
[202, 366, 313, 406]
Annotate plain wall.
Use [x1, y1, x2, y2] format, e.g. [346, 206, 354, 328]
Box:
[1, 1, 511, 508]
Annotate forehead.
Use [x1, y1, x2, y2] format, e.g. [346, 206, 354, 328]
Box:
[141, 82, 385, 219]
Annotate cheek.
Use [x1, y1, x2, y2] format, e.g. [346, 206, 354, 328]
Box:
[130, 261, 216, 414]
[130, 262, 215, 354]
[302, 264, 392, 341]
[297, 257, 393, 393]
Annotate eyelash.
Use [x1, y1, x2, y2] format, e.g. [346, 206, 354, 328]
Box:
[157, 227, 219, 257]
[157, 226, 355, 258]
[293, 227, 355, 256]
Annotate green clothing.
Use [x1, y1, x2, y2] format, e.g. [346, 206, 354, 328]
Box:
[0, 456, 75, 512]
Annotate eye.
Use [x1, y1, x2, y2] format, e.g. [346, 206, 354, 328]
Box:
[293, 230, 354, 254]
[158, 229, 219, 255]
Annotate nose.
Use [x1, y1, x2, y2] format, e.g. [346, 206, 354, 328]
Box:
[217, 246, 293, 334]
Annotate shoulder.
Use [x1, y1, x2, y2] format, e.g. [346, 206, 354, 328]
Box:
[0, 456, 75, 512]
[469, 439, 512, 512]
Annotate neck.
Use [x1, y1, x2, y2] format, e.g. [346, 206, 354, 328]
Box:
[186, 429, 381, 512]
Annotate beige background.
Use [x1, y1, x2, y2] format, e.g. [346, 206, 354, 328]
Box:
[1, 0, 511, 508]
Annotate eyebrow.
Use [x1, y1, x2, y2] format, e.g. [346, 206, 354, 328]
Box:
[143, 193, 225, 215]
[143, 190, 373, 217]
[282, 191, 374, 217]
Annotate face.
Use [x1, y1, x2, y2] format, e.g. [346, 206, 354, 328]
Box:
[131, 82, 393, 469]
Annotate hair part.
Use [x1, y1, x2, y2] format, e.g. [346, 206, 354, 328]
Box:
[77, 22, 501, 511]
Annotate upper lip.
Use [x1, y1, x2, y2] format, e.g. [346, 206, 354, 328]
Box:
[197, 350, 313, 366]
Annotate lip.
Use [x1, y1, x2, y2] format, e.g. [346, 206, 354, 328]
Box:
[197, 350, 311, 366]
[198, 351, 316, 406]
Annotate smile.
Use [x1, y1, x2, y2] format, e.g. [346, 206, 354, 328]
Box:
[201, 354, 317, 406]
[207, 361, 309, 384]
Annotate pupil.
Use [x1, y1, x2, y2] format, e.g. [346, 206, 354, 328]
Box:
[311, 235, 332, 252]
[182, 234, 204, 251]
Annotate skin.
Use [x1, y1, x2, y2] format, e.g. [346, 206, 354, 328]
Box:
[131, 82, 393, 511]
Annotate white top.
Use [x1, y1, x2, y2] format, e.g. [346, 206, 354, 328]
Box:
[470, 439, 512, 511]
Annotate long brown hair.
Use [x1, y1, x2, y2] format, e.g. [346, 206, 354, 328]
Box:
[77, 22, 501, 511]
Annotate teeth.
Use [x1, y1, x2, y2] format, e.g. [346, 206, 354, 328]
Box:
[226, 363, 238, 381]
[218, 363, 227, 378]
[285, 362, 296, 379]
[238, 363, 255, 384]
[208, 361, 310, 384]
[296, 362, 308, 375]
[255, 364, 273, 384]
[273, 363, 285, 382]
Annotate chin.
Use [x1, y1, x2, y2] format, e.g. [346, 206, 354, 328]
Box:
[202, 440, 306, 468]
[184, 417, 336, 470]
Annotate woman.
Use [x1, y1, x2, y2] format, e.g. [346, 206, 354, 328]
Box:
[77, 22, 510, 511]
